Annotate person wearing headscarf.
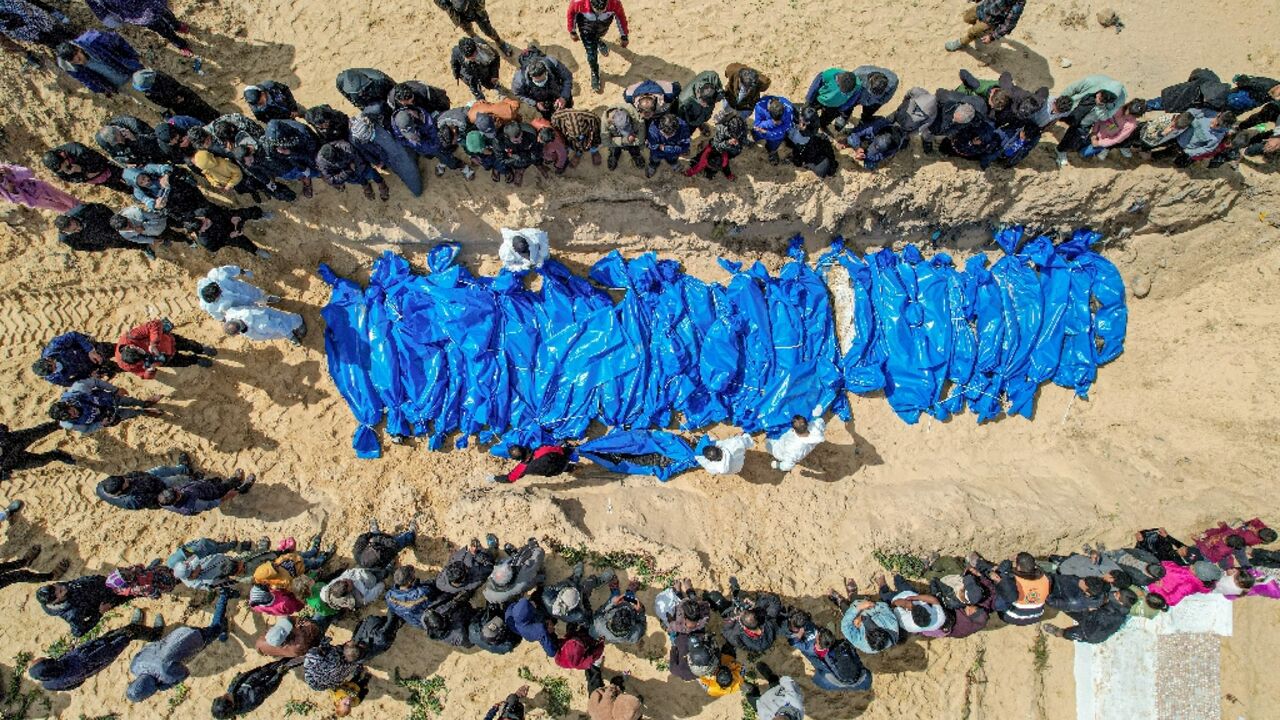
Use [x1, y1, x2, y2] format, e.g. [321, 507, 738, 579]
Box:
[133, 69, 219, 122]
[450, 36, 502, 101]
[0, 163, 77, 211]
[83, 0, 191, 55]
[624, 78, 679, 122]
[349, 112, 424, 194]
[54, 29, 140, 95]
[387, 80, 451, 115]
[601, 104, 644, 170]
[243, 81, 302, 122]
[262, 118, 320, 197]
[566, 0, 628, 93]
[0, 0, 75, 52]
[41, 142, 130, 194]
[335, 67, 397, 118]
[724, 63, 770, 116]
[432, 0, 513, 57]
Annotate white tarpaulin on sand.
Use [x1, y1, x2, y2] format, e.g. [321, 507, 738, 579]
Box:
[1074, 594, 1233, 720]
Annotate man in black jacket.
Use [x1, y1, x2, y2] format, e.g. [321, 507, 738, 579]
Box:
[54, 202, 154, 258]
[243, 81, 302, 122]
[1042, 588, 1135, 643]
[183, 205, 270, 258]
[42, 142, 130, 194]
[37, 574, 129, 637]
[433, 0, 513, 56]
[450, 37, 502, 101]
[132, 69, 219, 122]
[796, 627, 871, 691]
[211, 658, 299, 718]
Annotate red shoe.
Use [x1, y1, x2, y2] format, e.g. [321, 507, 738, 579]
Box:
[176, 22, 190, 34]
[178, 48, 193, 58]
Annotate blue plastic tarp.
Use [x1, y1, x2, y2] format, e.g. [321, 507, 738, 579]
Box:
[318, 228, 1127, 459]
[578, 430, 698, 481]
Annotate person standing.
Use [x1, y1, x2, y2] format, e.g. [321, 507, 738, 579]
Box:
[243, 81, 303, 122]
[804, 68, 861, 132]
[677, 71, 724, 134]
[751, 96, 795, 165]
[158, 472, 254, 516]
[55, 202, 155, 258]
[723, 64, 770, 116]
[512, 56, 575, 119]
[0, 163, 77, 212]
[450, 37, 502, 101]
[766, 408, 826, 471]
[54, 29, 141, 96]
[433, 0, 514, 57]
[316, 140, 389, 201]
[83, 0, 191, 55]
[601, 104, 644, 170]
[550, 106, 603, 166]
[694, 433, 754, 475]
[945, 0, 1027, 52]
[111, 205, 189, 247]
[132, 69, 219, 122]
[645, 112, 691, 177]
[747, 664, 805, 720]
[114, 317, 218, 379]
[48, 377, 159, 434]
[566, 0, 628, 93]
[183, 204, 271, 258]
[41, 142, 130, 194]
[0, 422, 74, 480]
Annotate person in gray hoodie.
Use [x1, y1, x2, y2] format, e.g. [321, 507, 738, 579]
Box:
[125, 589, 231, 702]
[852, 65, 899, 123]
[482, 538, 545, 604]
[891, 87, 938, 137]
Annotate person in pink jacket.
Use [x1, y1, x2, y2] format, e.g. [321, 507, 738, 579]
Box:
[1146, 560, 1221, 608]
[1081, 99, 1147, 160]
[566, 0, 629, 92]
[0, 164, 79, 212]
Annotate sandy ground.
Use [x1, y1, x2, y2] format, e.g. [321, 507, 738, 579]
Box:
[0, 0, 1279, 718]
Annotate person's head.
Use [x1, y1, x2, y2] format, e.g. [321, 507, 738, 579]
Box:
[865, 626, 892, 652]
[186, 126, 213, 148]
[156, 488, 180, 506]
[695, 81, 718, 106]
[635, 95, 657, 116]
[1125, 99, 1147, 118]
[119, 346, 148, 366]
[814, 627, 835, 651]
[739, 608, 762, 630]
[464, 130, 489, 155]
[535, 127, 555, 144]
[233, 143, 256, 166]
[1053, 95, 1074, 114]
[776, 708, 802, 720]
[1110, 570, 1133, 589]
[1081, 576, 1108, 596]
[551, 586, 581, 616]
[55, 42, 85, 65]
[787, 609, 811, 634]
[30, 357, 58, 381]
[1174, 111, 1194, 130]
[490, 563, 515, 588]
[679, 597, 707, 621]
[510, 234, 531, 257]
[687, 639, 715, 675]
[243, 86, 265, 108]
[36, 582, 67, 605]
[1146, 591, 1168, 611]
[503, 122, 524, 143]
[790, 415, 809, 434]
[657, 113, 679, 138]
[1114, 588, 1137, 608]
[444, 561, 468, 588]
[47, 401, 78, 422]
[328, 578, 355, 598]
[1260, 528, 1279, 544]
[393, 564, 416, 588]
[392, 84, 417, 107]
[1212, 111, 1236, 128]
[199, 283, 223, 304]
[458, 37, 478, 59]
[437, 124, 457, 148]
[126, 675, 160, 702]
[52, 215, 80, 233]
[607, 606, 638, 636]
[766, 98, 786, 122]
[835, 72, 858, 94]
[798, 105, 819, 130]
[737, 67, 759, 93]
[589, 0, 608, 11]
[1235, 571, 1257, 590]
[701, 445, 723, 462]
[1014, 552, 1040, 578]
[108, 213, 134, 231]
[866, 72, 890, 97]
[341, 641, 365, 662]
[41, 150, 66, 175]
[952, 103, 976, 125]
[910, 603, 933, 628]
[714, 665, 734, 688]
[211, 694, 236, 719]
[1226, 534, 1246, 550]
[100, 475, 127, 496]
[508, 445, 530, 462]
[1095, 90, 1118, 106]
[528, 61, 549, 86]
[223, 320, 249, 337]
[133, 172, 156, 189]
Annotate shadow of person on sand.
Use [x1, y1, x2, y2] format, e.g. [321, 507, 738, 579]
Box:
[219, 480, 315, 522]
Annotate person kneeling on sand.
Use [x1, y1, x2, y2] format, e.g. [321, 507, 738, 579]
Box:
[766, 407, 826, 471]
[491, 443, 575, 484]
[695, 433, 753, 475]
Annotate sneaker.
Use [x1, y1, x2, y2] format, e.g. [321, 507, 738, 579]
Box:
[152, 613, 165, 629]
[177, 451, 192, 469]
[598, 41, 609, 57]
[1119, 148, 1133, 159]
[369, 518, 381, 534]
[142, 246, 157, 260]
[591, 151, 602, 166]
[256, 249, 272, 260]
[462, 165, 476, 181]
[768, 151, 780, 165]
[499, 41, 515, 57]
[1095, 149, 1109, 160]
[435, 162, 448, 177]
[407, 517, 419, 535]
[607, 152, 619, 171]
[238, 474, 256, 494]
[591, 75, 602, 94]
[260, 210, 275, 221]
[362, 184, 375, 200]
[5, 500, 23, 517]
[378, 183, 390, 201]
[503, 542, 517, 557]
[195, 357, 213, 368]
[944, 39, 962, 52]
[201, 345, 218, 356]
[130, 608, 145, 626]
[1055, 152, 1069, 169]
[485, 533, 499, 553]
[52, 558, 70, 577]
[631, 152, 644, 168]
[645, 163, 658, 178]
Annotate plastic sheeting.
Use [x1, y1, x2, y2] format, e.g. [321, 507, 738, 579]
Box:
[578, 430, 698, 482]
[320, 228, 1126, 460]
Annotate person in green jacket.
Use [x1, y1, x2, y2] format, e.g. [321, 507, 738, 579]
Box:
[676, 71, 724, 134]
[803, 68, 861, 132]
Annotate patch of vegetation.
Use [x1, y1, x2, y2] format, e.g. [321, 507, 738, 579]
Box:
[167, 682, 189, 709]
[645, 652, 669, 672]
[543, 538, 679, 588]
[741, 697, 758, 720]
[1031, 632, 1050, 673]
[284, 698, 317, 717]
[870, 549, 930, 579]
[517, 666, 572, 718]
[1, 652, 51, 720]
[393, 668, 448, 720]
[45, 608, 126, 659]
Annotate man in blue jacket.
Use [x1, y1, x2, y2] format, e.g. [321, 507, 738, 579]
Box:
[645, 113, 691, 177]
[505, 596, 559, 657]
[32, 331, 118, 386]
[55, 30, 140, 96]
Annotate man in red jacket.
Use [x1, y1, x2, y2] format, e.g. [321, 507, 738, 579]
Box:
[114, 318, 218, 379]
[566, 0, 629, 93]
[490, 444, 575, 483]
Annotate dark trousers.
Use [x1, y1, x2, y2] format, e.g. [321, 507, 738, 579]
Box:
[814, 105, 847, 131]
[609, 146, 644, 166]
[0, 555, 55, 591]
[1250, 549, 1280, 568]
[450, 7, 506, 47]
[0, 421, 72, 479]
[144, 9, 190, 52]
[877, 574, 916, 602]
[99, 166, 133, 195]
[164, 335, 210, 368]
[743, 664, 781, 709]
[579, 31, 604, 79]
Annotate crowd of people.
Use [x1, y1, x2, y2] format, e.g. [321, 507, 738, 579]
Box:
[2, 0, 1279, 716]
